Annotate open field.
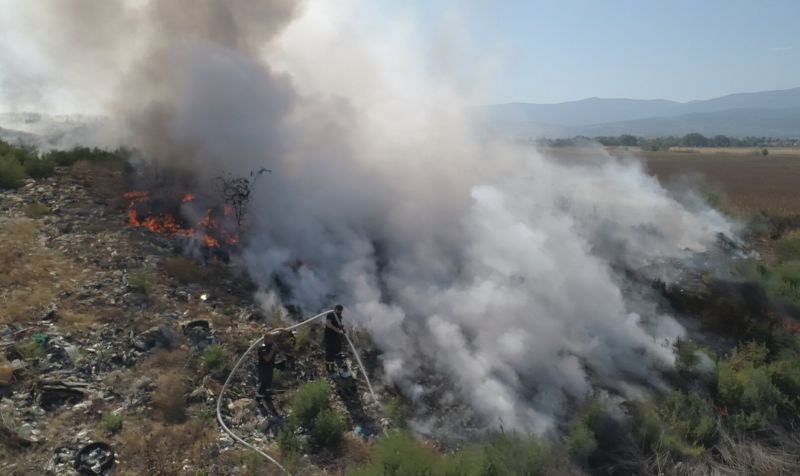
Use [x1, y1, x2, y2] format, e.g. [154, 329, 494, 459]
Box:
[601, 148, 800, 214]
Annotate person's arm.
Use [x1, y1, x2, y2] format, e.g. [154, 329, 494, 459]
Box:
[325, 315, 344, 334]
[262, 345, 277, 363]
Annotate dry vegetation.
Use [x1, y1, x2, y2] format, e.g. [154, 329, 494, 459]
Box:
[636, 149, 800, 214]
[0, 219, 87, 325]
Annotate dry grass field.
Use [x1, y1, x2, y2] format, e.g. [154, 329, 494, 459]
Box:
[626, 148, 800, 214]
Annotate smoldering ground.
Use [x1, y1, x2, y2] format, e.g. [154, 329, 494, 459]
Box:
[5, 0, 737, 435]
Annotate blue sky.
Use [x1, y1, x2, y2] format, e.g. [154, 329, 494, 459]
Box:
[380, 0, 800, 104]
[1, 0, 798, 112]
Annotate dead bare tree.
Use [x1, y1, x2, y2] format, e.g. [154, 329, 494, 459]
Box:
[216, 168, 270, 229]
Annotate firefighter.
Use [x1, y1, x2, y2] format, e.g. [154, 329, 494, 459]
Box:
[256, 330, 279, 416]
[324, 304, 346, 374]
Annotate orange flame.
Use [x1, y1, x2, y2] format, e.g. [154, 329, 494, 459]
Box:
[202, 235, 219, 247]
[123, 191, 238, 248]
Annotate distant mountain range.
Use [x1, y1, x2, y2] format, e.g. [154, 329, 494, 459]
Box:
[3, 87, 799, 148]
[479, 87, 800, 138]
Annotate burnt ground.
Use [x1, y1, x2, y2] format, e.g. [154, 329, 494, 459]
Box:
[0, 165, 384, 475]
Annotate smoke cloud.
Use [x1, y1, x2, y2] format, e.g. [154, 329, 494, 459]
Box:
[7, 0, 735, 434]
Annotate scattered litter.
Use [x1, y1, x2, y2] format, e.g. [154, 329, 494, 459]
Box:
[74, 442, 115, 476]
[46, 447, 74, 474]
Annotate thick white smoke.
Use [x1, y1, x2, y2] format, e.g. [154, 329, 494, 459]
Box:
[5, 0, 735, 434]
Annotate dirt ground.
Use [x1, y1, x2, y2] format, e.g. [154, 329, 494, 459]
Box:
[631, 149, 800, 214]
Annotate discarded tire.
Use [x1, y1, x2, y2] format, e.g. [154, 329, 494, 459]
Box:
[74, 442, 114, 475]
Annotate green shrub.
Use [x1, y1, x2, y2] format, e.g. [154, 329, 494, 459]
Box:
[128, 268, 156, 295]
[22, 202, 51, 218]
[564, 423, 597, 463]
[289, 380, 330, 427]
[200, 344, 227, 373]
[242, 449, 261, 476]
[348, 432, 438, 476]
[22, 156, 55, 179]
[0, 155, 26, 189]
[384, 396, 410, 429]
[562, 399, 605, 464]
[769, 261, 800, 306]
[102, 412, 123, 433]
[469, 432, 552, 476]
[293, 326, 311, 351]
[769, 354, 800, 401]
[776, 231, 800, 261]
[674, 339, 700, 373]
[15, 338, 46, 360]
[348, 431, 556, 476]
[277, 428, 304, 471]
[633, 392, 714, 460]
[658, 392, 716, 446]
[312, 409, 346, 447]
[43, 146, 132, 169]
[716, 342, 787, 431]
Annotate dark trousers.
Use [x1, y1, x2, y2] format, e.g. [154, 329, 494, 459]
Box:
[256, 366, 274, 400]
[324, 335, 343, 362]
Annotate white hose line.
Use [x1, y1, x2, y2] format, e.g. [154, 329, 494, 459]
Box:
[216, 309, 380, 475]
[342, 332, 378, 406]
[216, 334, 291, 475]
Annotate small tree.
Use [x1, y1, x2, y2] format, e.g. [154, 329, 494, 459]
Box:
[216, 168, 270, 229]
[761, 148, 769, 156]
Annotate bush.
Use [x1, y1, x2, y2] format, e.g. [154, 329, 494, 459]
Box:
[0, 155, 26, 189]
[242, 450, 262, 476]
[152, 372, 187, 423]
[43, 146, 132, 169]
[384, 396, 410, 429]
[289, 380, 330, 427]
[22, 156, 55, 179]
[770, 350, 800, 401]
[277, 428, 304, 471]
[22, 202, 51, 218]
[776, 231, 800, 262]
[564, 423, 597, 463]
[200, 344, 227, 374]
[102, 412, 124, 433]
[348, 432, 438, 476]
[634, 392, 715, 460]
[293, 326, 311, 351]
[160, 256, 211, 285]
[128, 268, 156, 295]
[348, 431, 556, 476]
[716, 342, 787, 431]
[769, 261, 800, 306]
[313, 409, 346, 447]
[15, 338, 46, 360]
[563, 399, 605, 464]
[674, 339, 700, 373]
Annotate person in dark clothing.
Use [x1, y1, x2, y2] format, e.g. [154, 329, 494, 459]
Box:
[324, 304, 346, 373]
[256, 331, 279, 416]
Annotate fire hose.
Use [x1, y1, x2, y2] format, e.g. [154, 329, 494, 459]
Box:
[216, 309, 380, 475]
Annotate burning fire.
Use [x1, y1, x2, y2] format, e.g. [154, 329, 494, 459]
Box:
[123, 191, 238, 247]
